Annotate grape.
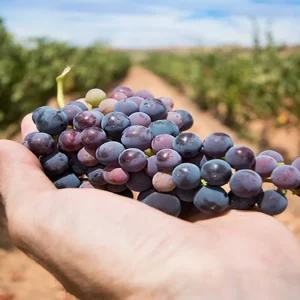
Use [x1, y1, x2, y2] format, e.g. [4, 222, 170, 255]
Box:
[172, 163, 201, 190]
[73, 111, 102, 131]
[103, 166, 129, 185]
[114, 99, 139, 116]
[121, 125, 152, 150]
[153, 172, 176, 192]
[36, 108, 68, 136]
[134, 89, 154, 99]
[159, 96, 174, 109]
[91, 108, 104, 116]
[156, 149, 182, 171]
[85, 88, 107, 106]
[229, 191, 263, 210]
[24, 132, 38, 142]
[139, 99, 167, 121]
[118, 148, 147, 172]
[257, 190, 288, 216]
[174, 110, 194, 131]
[127, 96, 145, 108]
[142, 192, 181, 217]
[292, 157, 300, 171]
[203, 132, 234, 158]
[53, 173, 81, 189]
[173, 133, 203, 158]
[175, 186, 200, 202]
[179, 201, 194, 217]
[81, 127, 107, 149]
[58, 129, 83, 152]
[80, 182, 95, 189]
[117, 189, 134, 199]
[151, 134, 175, 153]
[106, 184, 128, 193]
[99, 98, 118, 115]
[62, 104, 82, 125]
[201, 159, 232, 186]
[271, 165, 300, 189]
[194, 186, 229, 215]
[137, 188, 157, 201]
[87, 167, 106, 187]
[166, 112, 183, 129]
[27, 132, 55, 156]
[96, 141, 125, 166]
[70, 154, 89, 175]
[129, 112, 151, 127]
[32, 106, 52, 124]
[145, 155, 159, 177]
[225, 146, 255, 170]
[67, 101, 88, 111]
[109, 91, 127, 101]
[101, 112, 131, 137]
[183, 150, 211, 169]
[77, 147, 99, 167]
[258, 150, 284, 163]
[149, 120, 180, 137]
[126, 170, 153, 192]
[229, 170, 263, 198]
[113, 86, 134, 98]
[41, 152, 69, 177]
[253, 155, 277, 178]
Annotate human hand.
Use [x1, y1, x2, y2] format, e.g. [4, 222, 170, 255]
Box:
[1, 115, 300, 300]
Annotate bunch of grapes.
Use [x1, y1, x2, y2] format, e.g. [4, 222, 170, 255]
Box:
[22, 84, 300, 219]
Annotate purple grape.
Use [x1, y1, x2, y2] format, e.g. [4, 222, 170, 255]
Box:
[96, 141, 125, 166]
[113, 86, 134, 98]
[137, 188, 157, 201]
[175, 186, 200, 203]
[91, 108, 104, 117]
[59, 129, 83, 152]
[225, 146, 255, 170]
[67, 101, 88, 111]
[127, 96, 145, 108]
[174, 110, 194, 131]
[129, 112, 151, 127]
[27, 132, 55, 156]
[229, 191, 263, 210]
[166, 112, 183, 129]
[146, 155, 159, 177]
[81, 127, 107, 149]
[134, 89, 154, 99]
[41, 152, 69, 177]
[106, 184, 127, 193]
[258, 150, 284, 163]
[114, 99, 139, 116]
[292, 157, 300, 171]
[118, 148, 147, 172]
[203, 132, 234, 158]
[80, 182, 95, 189]
[70, 154, 89, 175]
[156, 149, 182, 171]
[183, 150, 212, 169]
[139, 98, 167, 121]
[173, 133, 203, 158]
[151, 134, 175, 153]
[77, 147, 99, 167]
[101, 112, 131, 137]
[229, 170, 263, 198]
[142, 192, 181, 217]
[32, 106, 52, 124]
[253, 155, 278, 178]
[126, 170, 153, 192]
[159, 96, 174, 109]
[36, 108, 68, 136]
[201, 159, 232, 186]
[121, 125, 153, 150]
[194, 186, 229, 215]
[172, 163, 201, 190]
[62, 104, 82, 125]
[53, 173, 81, 189]
[257, 190, 288, 215]
[87, 167, 106, 187]
[153, 172, 176, 192]
[149, 120, 180, 137]
[73, 111, 102, 131]
[103, 166, 129, 185]
[271, 165, 300, 189]
[24, 131, 38, 142]
[109, 91, 127, 101]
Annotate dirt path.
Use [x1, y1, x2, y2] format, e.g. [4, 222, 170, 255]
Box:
[1, 66, 300, 300]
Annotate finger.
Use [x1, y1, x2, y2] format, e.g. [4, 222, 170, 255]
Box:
[21, 113, 37, 139]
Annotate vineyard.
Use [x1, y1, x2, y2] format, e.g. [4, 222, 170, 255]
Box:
[143, 35, 300, 142]
[0, 18, 131, 132]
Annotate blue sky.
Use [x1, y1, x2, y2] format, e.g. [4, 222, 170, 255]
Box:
[0, 0, 300, 48]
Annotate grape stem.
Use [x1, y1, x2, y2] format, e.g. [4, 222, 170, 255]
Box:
[56, 66, 72, 109]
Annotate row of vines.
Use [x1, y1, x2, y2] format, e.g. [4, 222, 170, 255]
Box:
[0, 18, 131, 130]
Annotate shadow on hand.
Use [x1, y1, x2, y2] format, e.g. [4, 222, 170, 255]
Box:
[0, 198, 14, 250]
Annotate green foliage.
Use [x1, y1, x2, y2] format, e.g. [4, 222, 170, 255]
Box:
[0, 19, 131, 129]
[143, 36, 300, 132]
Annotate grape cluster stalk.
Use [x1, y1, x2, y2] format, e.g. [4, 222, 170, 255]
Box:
[22, 69, 300, 218]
